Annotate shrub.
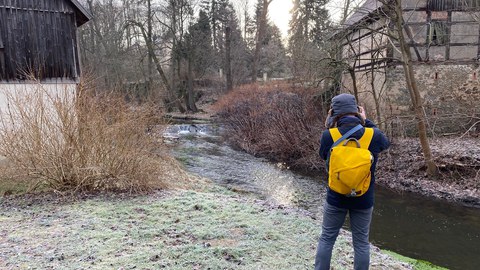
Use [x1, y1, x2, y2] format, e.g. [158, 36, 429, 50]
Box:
[0, 81, 180, 193]
[214, 83, 326, 170]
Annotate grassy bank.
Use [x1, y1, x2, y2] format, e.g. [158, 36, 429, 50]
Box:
[0, 185, 444, 270]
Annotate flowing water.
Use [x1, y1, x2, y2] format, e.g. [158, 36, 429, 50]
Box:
[165, 123, 480, 270]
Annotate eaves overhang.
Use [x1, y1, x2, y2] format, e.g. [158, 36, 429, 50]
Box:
[69, 0, 93, 26]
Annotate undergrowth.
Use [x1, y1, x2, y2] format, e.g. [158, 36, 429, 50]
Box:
[214, 83, 326, 170]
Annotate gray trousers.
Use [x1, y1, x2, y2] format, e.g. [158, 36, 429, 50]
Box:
[314, 202, 373, 270]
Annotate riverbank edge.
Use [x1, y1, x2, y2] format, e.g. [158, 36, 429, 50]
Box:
[166, 114, 480, 209]
[382, 250, 448, 270]
[376, 137, 480, 208]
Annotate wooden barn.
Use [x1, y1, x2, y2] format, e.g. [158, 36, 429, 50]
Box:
[0, 0, 91, 82]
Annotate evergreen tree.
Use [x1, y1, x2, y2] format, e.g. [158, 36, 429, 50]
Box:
[226, 3, 251, 85]
[251, 0, 273, 81]
[201, 0, 229, 69]
[288, 0, 331, 82]
[188, 9, 215, 78]
[200, 0, 250, 84]
[289, 0, 330, 45]
[259, 24, 289, 78]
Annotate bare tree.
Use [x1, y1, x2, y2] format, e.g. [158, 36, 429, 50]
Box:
[391, 0, 438, 176]
[82, 0, 130, 88]
[335, 0, 438, 176]
[146, 0, 154, 90]
[126, 20, 185, 111]
[75, 0, 256, 111]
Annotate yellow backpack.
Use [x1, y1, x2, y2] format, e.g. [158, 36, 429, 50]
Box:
[327, 125, 374, 197]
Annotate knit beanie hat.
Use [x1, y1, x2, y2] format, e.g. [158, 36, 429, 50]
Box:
[325, 93, 360, 128]
[331, 93, 358, 117]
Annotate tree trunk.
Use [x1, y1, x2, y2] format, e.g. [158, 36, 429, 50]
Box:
[130, 20, 185, 112]
[147, 0, 153, 94]
[252, 0, 272, 83]
[371, 71, 383, 129]
[169, 1, 183, 112]
[225, 26, 233, 92]
[393, 0, 438, 177]
[187, 55, 197, 112]
[212, 0, 217, 52]
[369, 60, 384, 129]
[243, 0, 249, 40]
[348, 67, 359, 101]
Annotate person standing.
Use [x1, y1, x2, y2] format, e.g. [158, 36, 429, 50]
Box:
[314, 93, 390, 270]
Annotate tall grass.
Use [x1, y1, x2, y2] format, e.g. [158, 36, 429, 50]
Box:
[214, 83, 326, 170]
[0, 81, 179, 193]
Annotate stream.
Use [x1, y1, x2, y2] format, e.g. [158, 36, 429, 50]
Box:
[165, 123, 480, 270]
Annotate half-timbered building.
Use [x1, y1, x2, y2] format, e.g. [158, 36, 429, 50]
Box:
[340, 0, 480, 133]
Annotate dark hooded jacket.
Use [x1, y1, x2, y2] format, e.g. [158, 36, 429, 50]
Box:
[319, 116, 390, 209]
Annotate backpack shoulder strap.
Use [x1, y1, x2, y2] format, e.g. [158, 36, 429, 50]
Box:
[358, 128, 374, 149]
[329, 128, 342, 142]
[329, 124, 363, 148]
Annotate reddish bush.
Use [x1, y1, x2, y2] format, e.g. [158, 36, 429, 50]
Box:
[214, 83, 327, 170]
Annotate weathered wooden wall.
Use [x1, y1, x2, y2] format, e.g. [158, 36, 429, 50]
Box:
[0, 0, 80, 81]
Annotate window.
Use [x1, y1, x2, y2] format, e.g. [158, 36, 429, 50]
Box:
[0, 32, 5, 80]
[428, 21, 449, 46]
[428, 0, 480, 10]
[455, 0, 480, 9]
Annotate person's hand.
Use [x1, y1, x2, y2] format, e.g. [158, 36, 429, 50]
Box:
[358, 106, 366, 120]
[325, 109, 333, 128]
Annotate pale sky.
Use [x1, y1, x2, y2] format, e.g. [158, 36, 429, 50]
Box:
[267, 0, 345, 39]
[269, 0, 294, 38]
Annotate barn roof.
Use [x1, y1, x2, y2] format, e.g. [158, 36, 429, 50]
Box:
[69, 0, 93, 26]
[343, 0, 383, 27]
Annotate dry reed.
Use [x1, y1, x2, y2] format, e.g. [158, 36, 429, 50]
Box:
[0, 81, 179, 193]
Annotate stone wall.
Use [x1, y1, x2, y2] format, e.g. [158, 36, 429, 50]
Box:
[387, 64, 480, 112]
[340, 68, 388, 127]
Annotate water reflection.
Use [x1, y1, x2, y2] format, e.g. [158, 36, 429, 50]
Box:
[166, 124, 480, 270]
[165, 124, 327, 207]
[371, 188, 480, 270]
